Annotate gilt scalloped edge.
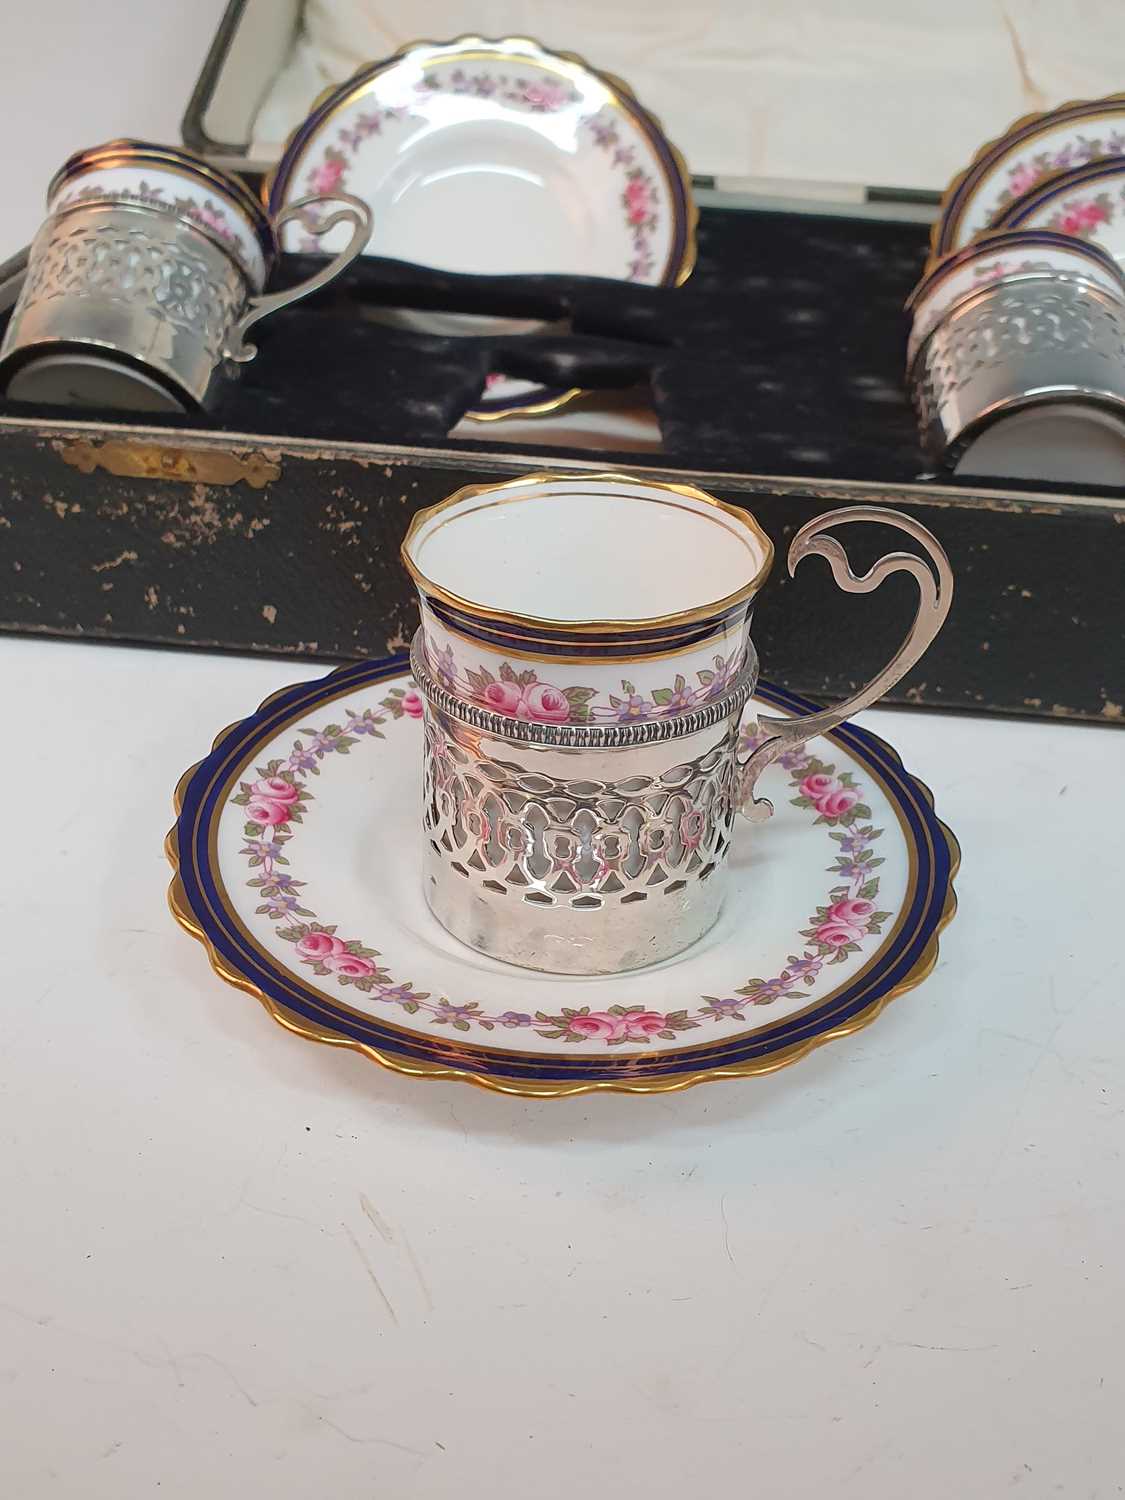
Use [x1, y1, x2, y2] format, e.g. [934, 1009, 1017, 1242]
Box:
[164, 661, 959, 1099]
[928, 90, 1125, 268]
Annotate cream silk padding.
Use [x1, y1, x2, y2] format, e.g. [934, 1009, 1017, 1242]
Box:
[251, 0, 1125, 191]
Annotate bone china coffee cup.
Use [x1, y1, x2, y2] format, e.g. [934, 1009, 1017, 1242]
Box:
[402, 471, 952, 975]
[0, 139, 372, 412]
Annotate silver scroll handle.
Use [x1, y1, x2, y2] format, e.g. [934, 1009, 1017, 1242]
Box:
[738, 506, 953, 823]
[223, 192, 372, 365]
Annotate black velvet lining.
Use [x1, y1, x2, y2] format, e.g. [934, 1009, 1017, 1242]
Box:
[0, 206, 945, 482]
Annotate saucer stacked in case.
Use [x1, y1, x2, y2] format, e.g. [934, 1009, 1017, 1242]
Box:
[907, 94, 1125, 466]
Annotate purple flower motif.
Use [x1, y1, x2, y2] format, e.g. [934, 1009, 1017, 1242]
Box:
[779, 747, 811, 771]
[345, 713, 383, 737]
[308, 731, 339, 756]
[287, 747, 319, 773]
[836, 830, 871, 856]
[241, 838, 277, 860]
[738, 726, 767, 756]
[376, 984, 419, 1006]
[498, 1011, 532, 1028]
[270, 873, 302, 892]
[611, 691, 654, 722]
[1109, 131, 1125, 154]
[430, 643, 457, 690]
[1056, 143, 1078, 168]
[837, 859, 870, 881]
[783, 955, 823, 983]
[743, 976, 797, 1004]
[263, 894, 300, 917]
[700, 996, 748, 1021]
[661, 683, 699, 715]
[432, 1000, 479, 1024]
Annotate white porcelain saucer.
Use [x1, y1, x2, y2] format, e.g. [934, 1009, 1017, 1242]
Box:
[265, 35, 695, 421]
[168, 659, 958, 1097]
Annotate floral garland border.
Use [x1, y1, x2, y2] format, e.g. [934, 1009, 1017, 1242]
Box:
[990, 130, 1125, 223]
[298, 69, 661, 280]
[55, 181, 244, 252]
[229, 695, 892, 1047]
[425, 634, 744, 724]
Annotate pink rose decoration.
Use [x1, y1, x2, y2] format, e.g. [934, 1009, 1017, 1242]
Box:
[252, 776, 299, 804]
[401, 689, 424, 719]
[1008, 162, 1037, 195]
[323, 953, 376, 977]
[246, 797, 290, 826]
[1058, 199, 1111, 236]
[197, 205, 228, 233]
[621, 1011, 667, 1038]
[482, 680, 525, 715]
[568, 1012, 621, 1039]
[309, 157, 344, 196]
[799, 772, 838, 801]
[625, 179, 652, 224]
[295, 932, 346, 960]
[816, 788, 858, 818]
[524, 81, 569, 109]
[522, 683, 571, 723]
[827, 898, 875, 925]
[814, 921, 865, 947]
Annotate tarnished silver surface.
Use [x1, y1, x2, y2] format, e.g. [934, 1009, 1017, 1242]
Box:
[0, 202, 245, 406]
[410, 504, 952, 974]
[911, 275, 1125, 464]
[0, 193, 370, 409]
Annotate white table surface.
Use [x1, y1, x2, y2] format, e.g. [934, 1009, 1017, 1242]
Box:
[3, 8, 1125, 1499]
